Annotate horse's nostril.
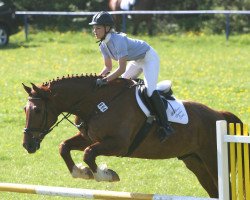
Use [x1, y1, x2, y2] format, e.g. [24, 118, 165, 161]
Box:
[23, 142, 31, 150]
[23, 143, 27, 149]
[23, 142, 37, 153]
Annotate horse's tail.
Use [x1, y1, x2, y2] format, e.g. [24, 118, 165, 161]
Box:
[221, 111, 243, 125]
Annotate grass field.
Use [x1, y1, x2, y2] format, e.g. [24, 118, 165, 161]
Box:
[0, 30, 250, 199]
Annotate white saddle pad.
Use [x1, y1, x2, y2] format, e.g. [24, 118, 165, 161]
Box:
[135, 87, 189, 124]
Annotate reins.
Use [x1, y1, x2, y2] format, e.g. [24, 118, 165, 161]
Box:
[42, 93, 89, 136]
[23, 98, 79, 139]
[24, 78, 135, 140]
[81, 79, 134, 132]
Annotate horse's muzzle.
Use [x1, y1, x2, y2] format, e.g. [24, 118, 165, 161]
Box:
[23, 141, 40, 154]
[23, 128, 42, 153]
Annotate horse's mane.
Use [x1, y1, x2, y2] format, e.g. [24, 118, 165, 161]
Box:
[30, 73, 134, 100]
[39, 73, 133, 90]
[40, 73, 100, 89]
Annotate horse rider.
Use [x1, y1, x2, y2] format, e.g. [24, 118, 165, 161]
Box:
[89, 11, 174, 142]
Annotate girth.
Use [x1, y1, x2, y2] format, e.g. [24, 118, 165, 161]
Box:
[125, 85, 154, 156]
[125, 83, 175, 156]
[125, 115, 154, 157]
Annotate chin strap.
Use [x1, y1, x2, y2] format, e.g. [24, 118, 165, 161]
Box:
[97, 26, 112, 46]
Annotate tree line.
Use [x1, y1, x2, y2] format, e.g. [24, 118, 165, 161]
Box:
[4, 0, 250, 34]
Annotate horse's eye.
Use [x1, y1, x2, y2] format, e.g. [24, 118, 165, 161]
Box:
[24, 106, 26, 112]
[33, 106, 41, 113]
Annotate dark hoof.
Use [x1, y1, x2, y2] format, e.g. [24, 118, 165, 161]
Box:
[108, 169, 120, 182]
[94, 165, 120, 182]
[72, 164, 94, 179]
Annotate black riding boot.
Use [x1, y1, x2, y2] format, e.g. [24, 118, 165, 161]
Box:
[150, 90, 174, 142]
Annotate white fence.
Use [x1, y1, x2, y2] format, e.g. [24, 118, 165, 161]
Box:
[15, 10, 250, 40]
[216, 120, 250, 200]
[16, 10, 250, 15]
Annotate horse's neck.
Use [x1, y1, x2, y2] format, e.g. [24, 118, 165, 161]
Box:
[50, 81, 93, 114]
[51, 78, 133, 117]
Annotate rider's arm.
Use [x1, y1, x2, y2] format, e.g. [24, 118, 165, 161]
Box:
[105, 56, 127, 82]
[99, 57, 112, 76]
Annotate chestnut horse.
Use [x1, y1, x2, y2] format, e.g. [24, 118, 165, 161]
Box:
[22, 75, 242, 198]
[108, 0, 155, 35]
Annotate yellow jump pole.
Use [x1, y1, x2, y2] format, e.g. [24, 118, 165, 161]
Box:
[243, 124, 250, 200]
[0, 183, 36, 194]
[0, 183, 152, 199]
[236, 123, 244, 200]
[0, 183, 218, 200]
[229, 123, 236, 200]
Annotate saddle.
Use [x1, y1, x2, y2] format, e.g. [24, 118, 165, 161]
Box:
[136, 79, 175, 116]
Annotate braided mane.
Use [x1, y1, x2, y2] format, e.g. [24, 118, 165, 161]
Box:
[41, 73, 100, 88]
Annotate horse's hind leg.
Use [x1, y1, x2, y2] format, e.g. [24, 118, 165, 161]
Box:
[59, 133, 93, 179]
[181, 154, 218, 198]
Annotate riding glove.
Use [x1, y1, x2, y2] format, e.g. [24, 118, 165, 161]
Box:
[96, 78, 108, 87]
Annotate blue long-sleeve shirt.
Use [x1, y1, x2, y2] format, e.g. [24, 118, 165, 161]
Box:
[100, 32, 150, 61]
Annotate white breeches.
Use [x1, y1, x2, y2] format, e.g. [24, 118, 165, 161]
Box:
[121, 47, 160, 96]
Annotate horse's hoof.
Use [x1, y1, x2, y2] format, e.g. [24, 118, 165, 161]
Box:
[94, 164, 120, 182]
[107, 169, 120, 182]
[71, 163, 94, 179]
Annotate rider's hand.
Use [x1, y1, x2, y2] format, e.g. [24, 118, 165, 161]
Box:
[101, 71, 110, 77]
[96, 78, 108, 87]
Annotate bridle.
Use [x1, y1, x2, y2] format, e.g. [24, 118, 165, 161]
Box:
[24, 97, 53, 141]
[23, 79, 134, 144]
[23, 97, 80, 142]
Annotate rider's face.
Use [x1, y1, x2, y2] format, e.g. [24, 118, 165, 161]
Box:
[92, 25, 105, 39]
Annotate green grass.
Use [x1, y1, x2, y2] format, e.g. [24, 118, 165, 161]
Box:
[0, 30, 250, 199]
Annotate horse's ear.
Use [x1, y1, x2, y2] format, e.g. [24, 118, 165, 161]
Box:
[22, 83, 32, 95]
[31, 82, 39, 92]
[31, 82, 50, 99]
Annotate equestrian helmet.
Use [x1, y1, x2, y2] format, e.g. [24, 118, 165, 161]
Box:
[89, 11, 114, 27]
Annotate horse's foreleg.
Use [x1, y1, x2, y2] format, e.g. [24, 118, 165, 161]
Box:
[181, 153, 218, 198]
[83, 138, 125, 182]
[59, 133, 93, 179]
